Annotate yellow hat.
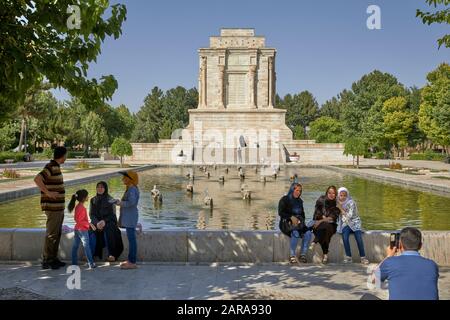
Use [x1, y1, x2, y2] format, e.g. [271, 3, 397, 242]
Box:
[119, 170, 139, 186]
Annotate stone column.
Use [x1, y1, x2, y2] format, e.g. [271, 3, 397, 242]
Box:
[218, 65, 225, 108]
[197, 71, 202, 108]
[199, 56, 207, 108]
[248, 65, 257, 108]
[268, 56, 274, 108]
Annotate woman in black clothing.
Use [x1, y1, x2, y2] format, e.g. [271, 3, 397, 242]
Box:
[89, 181, 123, 262]
[311, 185, 339, 264]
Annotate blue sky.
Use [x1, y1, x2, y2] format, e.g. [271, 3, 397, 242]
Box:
[54, 0, 449, 112]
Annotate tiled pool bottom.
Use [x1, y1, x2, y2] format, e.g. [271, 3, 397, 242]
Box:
[0, 166, 449, 230]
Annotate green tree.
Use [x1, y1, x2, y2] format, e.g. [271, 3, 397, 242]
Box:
[284, 91, 319, 137]
[382, 97, 416, 157]
[159, 86, 198, 139]
[418, 63, 450, 153]
[344, 137, 367, 168]
[80, 111, 107, 156]
[0, 121, 19, 151]
[416, 0, 450, 48]
[320, 97, 341, 120]
[406, 87, 427, 150]
[116, 104, 136, 140]
[342, 70, 407, 154]
[111, 137, 132, 167]
[0, 0, 127, 121]
[309, 116, 343, 143]
[15, 84, 56, 152]
[132, 87, 164, 143]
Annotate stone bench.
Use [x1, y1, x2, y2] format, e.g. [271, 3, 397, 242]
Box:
[1, 229, 449, 265]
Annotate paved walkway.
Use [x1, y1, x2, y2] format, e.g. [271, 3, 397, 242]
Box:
[0, 165, 154, 202]
[0, 263, 448, 300]
[328, 165, 450, 195]
[357, 158, 450, 170]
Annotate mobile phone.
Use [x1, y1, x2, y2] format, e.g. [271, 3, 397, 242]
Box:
[390, 232, 400, 249]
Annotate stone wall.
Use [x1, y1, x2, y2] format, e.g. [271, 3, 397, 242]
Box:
[1, 229, 448, 266]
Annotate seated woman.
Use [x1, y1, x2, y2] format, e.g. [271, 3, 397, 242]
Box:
[336, 187, 369, 265]
[311, 186, 339, 264]
[89, 181, 123, 262]
[278, 183, 312, 264]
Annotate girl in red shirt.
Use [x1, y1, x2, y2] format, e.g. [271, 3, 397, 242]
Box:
[68, 189, 96, 269]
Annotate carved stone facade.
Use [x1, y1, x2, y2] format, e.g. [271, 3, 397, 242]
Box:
[197, 28, 276, 109]
[128, 28, 351, 164]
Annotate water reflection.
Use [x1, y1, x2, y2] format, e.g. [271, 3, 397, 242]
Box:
[0, 167, 449, 230]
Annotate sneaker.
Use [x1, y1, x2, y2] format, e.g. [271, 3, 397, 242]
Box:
[107, 256, 116, 262]
[343, 256, 352, 264]
[87, 263, 97, 270]
[289, 256, 298, 265]
[361, 257, 370, 265]
[42, 262, 60, 270]
[120, 261, 137, 270]
[53, 259, 66, 267]
[299, 255, 307, 263]
[322, 254, 328, 264]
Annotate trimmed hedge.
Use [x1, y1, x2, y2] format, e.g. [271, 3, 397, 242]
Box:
[0, 152, 26, 163]
[409, 151, 445, 161]
[67, 151, 100, 159]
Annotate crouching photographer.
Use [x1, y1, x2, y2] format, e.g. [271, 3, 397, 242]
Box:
[366, 227, 439, 300]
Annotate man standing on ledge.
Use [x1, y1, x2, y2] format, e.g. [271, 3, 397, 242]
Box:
[34, 146, 67, 270]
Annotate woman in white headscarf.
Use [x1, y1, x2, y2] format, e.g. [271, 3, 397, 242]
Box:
[337, 187, 369, 265]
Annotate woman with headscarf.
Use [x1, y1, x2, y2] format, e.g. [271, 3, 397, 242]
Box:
[311, 185, 340, 264]
[115, 170, 140, 270]
[278, 183, 312, 264]
[336, 187, 369, 265]
[89, 181, 124, 262]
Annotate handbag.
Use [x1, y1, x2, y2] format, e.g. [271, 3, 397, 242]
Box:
[279, 217, 305, 237]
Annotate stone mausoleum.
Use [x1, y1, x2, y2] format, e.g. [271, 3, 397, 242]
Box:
[129, 29, 351, 164]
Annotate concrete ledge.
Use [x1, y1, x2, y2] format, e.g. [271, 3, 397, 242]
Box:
[188, 231, 274, 263]
[2, 229, 449, 266]
[137, 230, 188, 262]
[0, 229, 15, 260]
[11, 229, 45, 261]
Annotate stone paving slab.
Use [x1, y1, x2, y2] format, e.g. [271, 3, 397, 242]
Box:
[327, 166, 450, 195]
[0, 263, 448, 300]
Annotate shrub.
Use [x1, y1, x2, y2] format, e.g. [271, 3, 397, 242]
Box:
[409, 150, 445, 161]
[0, 152, 26, 163]
[374, 151, 385, 159]
[2, 168, 20, 178]
[75, 160, 90, 169]
[389, 162, 403, 170]
[67, 151, 100, 159]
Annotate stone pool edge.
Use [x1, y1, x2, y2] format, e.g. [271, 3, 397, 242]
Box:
[0, 229, 448, 266]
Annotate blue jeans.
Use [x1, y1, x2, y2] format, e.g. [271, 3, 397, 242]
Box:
[72, 230, 94, 266]
[126, 227, 137, 264]
[341, 226, 366, 257]
[290, 230, 312, 257]
[89, 231, 96, 255]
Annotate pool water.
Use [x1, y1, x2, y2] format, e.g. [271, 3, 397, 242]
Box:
[0, 167, 449, 231]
